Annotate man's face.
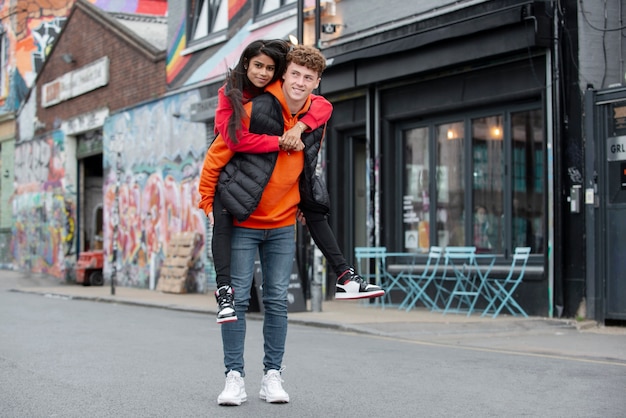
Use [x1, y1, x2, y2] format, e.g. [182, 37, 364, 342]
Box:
[282, 62, 320, 103]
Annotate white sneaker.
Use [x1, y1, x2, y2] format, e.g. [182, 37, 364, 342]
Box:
[335, 269, 385, 300]
[217, 370, 247, 406]
[259, 369, 290, 403]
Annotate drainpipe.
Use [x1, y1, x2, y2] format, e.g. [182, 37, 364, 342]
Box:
[551, 1, 563, 318]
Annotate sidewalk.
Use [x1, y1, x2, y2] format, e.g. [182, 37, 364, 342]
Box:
[5, 269, 626, 363]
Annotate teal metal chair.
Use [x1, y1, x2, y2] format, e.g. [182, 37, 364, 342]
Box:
[397, 246, 443, 312]
[432, 246, 476, 312]
[441, 246, 495, 316]
[481, 247, 531, 318]
[353, 246, 392, 308]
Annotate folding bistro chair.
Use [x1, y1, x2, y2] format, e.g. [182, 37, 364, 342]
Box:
[397, 246, 443, 312]
[481, 247, 531, 318]
[440, 246, 485, 315]
[432, 246, 474, 311]
[353, 247, 392, 308]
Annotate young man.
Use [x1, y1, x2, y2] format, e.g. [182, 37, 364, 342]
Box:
[199, 45, 335, 406]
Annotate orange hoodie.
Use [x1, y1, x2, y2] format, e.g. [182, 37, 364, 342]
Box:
[198, 80, 311, 229]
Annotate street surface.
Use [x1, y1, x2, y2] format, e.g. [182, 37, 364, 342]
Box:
[1, 274, 625, 417]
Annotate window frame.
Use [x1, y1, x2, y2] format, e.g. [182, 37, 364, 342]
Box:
[254, 0, 297, 19]
[186, 0, 228, 49]
[395, 102, 545, 257]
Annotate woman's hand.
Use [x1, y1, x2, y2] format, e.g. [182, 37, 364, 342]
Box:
[279, 122, 306, 151]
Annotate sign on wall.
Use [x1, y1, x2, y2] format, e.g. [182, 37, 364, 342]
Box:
[42, 57, 110, 108]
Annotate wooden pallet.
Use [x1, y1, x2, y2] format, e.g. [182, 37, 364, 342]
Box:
[157, 232, 201, 294]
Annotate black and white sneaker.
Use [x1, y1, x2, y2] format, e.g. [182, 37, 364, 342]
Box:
[335, 269, 385, 300]
[215, 285, 237, 324]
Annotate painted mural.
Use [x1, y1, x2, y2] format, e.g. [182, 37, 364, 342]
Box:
[11, 131, 76, 277]
[166, 1, 301, 88]
[103, 91, 210, 291]
[1, 0, 167, 112]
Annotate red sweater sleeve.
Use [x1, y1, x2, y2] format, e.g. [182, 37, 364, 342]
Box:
[214, 85, 281, 153]
[299, 93, 332, 130]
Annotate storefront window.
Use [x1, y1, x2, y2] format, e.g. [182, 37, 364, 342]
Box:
[436, 121, 465, 247]
[396, 108, 543, 256]
[472, 115, 503, 253]
[402, 127, 429, 252]
[511, 109, 544, 252]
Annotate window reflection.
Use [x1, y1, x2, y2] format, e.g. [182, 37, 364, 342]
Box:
[436, 121, 464, 247]
[402, 127, 429, 252]
[472, 115, 503, 253]
[511, 109, 544, 252]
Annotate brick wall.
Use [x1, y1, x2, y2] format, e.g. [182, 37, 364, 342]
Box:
[34, 5, 165, 129]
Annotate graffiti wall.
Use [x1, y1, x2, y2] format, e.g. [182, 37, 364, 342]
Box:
[11, 131, 76, 277]
[103, 91, 210, 291]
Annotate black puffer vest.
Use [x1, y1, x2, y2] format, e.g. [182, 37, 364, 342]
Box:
[298, 123, 329, 215]
[217, 94, 281, 222]
[217, 92, 328, 222]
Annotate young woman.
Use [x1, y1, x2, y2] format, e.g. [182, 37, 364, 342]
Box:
[205, 39, 384, 324]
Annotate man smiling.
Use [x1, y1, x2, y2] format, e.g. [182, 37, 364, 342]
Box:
[199, 45, 331, 406]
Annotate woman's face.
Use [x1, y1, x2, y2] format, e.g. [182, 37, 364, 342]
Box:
[246, 53, 276, 88]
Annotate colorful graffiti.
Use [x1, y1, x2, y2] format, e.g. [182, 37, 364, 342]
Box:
[11, 131, 76, 277]
[103, 91, 209, 290]
[166, 1, 298, 88]
[89, 0, 167, 15]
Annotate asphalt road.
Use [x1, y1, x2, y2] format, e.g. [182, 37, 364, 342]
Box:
[1, 282, 625, 418]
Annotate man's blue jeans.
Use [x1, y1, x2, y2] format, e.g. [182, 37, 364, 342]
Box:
[221, 225, 296, 376]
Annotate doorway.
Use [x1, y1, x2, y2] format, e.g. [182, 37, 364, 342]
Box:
[78, 152, 103, 253]
[585, 87, 626, 322]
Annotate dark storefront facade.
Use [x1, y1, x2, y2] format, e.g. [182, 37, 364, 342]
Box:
[156, 0, 624, 321]
[318, 1, 556, 316]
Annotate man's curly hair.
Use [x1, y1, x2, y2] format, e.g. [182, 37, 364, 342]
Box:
[286, 45, 326, 77]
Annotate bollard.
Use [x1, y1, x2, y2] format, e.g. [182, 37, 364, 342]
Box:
[310, 246, 324, 312]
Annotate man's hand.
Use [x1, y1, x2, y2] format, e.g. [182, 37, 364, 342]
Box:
[279, 122, 307, 151]
[208, 212, 215, 227]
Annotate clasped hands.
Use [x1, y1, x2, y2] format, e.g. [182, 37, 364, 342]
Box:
[278, 123, 306, 152]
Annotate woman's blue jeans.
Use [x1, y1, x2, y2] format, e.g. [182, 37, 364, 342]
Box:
[221, 225, 296, 376]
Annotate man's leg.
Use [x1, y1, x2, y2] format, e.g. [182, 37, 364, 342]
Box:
[258, 225, 295, 403]
[218, 226, 260, 406]
[221, 226, 260, 374]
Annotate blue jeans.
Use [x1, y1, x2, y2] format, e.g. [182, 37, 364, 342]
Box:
[221, 225, 296, 376]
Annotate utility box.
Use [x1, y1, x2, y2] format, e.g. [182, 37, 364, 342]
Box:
[75, 250, 104, 286]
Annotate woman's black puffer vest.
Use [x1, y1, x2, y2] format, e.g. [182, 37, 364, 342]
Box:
[217, 94, 281, 222]
[217, 92, 329, 222]
[298, 122, 329, 215]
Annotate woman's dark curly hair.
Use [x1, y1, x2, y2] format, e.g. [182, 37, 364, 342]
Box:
[224, 39, 290, 143]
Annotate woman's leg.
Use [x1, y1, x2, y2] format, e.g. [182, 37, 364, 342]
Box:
[301, 209, 350, 276]
[212, 196, 233, 288]
[302, 209, 385, 300]
[212, 196, 237, 323]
